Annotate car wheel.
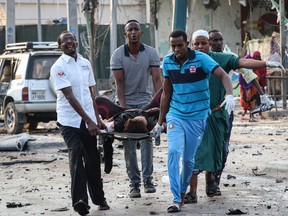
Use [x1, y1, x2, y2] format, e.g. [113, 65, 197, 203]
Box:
[4, 102, 24, 134]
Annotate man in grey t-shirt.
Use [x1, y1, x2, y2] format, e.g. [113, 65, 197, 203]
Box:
[110, 20, 162, 198]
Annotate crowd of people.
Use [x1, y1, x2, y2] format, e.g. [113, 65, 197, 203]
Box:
[49, 20, 285, 215]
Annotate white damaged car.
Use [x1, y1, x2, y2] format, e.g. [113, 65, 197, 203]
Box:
[0, 42, 61, 134]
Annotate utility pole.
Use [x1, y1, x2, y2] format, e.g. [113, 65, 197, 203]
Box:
[279, 0, 287, 110]
[67, 0, 79, 43]
[37, 0, 42, 42]
[110, 0, 117, 86]
[146, 0, 156, 48]
[5, 0, 15, 44]
[83, 0, 98, 93]
[172, 0, 187, 31]
[110, 0, 117, 55]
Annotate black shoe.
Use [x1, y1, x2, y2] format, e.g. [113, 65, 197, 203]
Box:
[74, 200, 90, 216]
[129, 187, 141, 198]
[103, 135, 114, 174]
[99, 200, 110, 210]
[144, 181, 156, 193]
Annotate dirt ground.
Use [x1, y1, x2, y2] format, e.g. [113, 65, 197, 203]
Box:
[0, 103, 288, 216]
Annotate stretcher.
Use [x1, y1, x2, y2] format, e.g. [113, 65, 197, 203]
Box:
[96, 88, 163, 146]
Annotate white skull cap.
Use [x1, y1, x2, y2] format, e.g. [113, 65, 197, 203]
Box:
[192, 30, 209, 40]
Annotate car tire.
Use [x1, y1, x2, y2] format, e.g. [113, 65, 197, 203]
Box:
[4, 102, 24, 134]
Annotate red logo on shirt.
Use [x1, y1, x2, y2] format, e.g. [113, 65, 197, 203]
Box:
[57, 71, 65, 77]
[190, 65, 196, 73]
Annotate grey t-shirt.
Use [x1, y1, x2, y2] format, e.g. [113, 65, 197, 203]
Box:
[110, 43, 160, 107]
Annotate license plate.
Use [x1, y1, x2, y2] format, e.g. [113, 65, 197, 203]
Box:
[32, 90, 45, 100]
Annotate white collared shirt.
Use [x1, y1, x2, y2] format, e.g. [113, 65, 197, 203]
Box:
[50, 53, 97, 128]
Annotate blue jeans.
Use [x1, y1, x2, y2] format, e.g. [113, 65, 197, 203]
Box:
[166, 115, 206, 203]
[124, 138, 153, 188]
[58, 120, 106, 206]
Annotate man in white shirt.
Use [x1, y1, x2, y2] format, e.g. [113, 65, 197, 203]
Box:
[50, 30, 109, 216]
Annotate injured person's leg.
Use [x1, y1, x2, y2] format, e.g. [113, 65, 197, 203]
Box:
[96, 96, 126, 119]
[101, 134, 114, 174]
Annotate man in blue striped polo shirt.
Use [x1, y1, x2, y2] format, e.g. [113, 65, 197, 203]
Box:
[152, 29, 235, 213]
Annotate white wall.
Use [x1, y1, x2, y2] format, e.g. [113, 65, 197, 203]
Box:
[156, 0, 242, 57]
[0, 0, 70, 25]
[0, 0, 275, 58]
[0, 0, 147, 25]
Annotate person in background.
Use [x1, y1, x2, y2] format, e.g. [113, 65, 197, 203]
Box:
[110, 19, 162, 198]
[50, 30, 110, 216]
[252, 51, 267, 93]
[238, 54, 261, 122]
[252, 51, 267, 119]
[252, 51, 268, 119]
[185, 30, 285, 204]
[152, 29, 235, 213]
[0, 65, 11, 82]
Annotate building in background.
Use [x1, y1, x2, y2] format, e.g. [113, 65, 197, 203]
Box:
[0, 0, 287, 57]
[0, 0, 287, 94]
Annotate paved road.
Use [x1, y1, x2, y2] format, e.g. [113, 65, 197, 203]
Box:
[0, 111, 288, 216]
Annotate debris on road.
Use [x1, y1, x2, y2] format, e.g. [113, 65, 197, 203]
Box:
[0, 133, 35, 151]
[0, 158, 57, 166]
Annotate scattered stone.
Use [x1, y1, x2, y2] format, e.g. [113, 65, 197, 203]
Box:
[227, 174, 236, 179]
[226, 208, 247, 215]
[50, 207, 69, 212]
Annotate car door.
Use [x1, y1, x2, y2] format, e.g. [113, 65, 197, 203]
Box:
[0, 58, 13, 115]
[27, 55, 59, 103]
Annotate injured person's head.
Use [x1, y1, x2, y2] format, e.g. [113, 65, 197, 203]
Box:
[123, 116, 148, 133]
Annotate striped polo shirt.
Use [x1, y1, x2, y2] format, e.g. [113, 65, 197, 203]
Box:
[162, 49, 219, 120]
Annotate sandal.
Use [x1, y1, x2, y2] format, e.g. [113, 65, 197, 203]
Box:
[184, 192, 198, 204]
[214, 185, 222, 196]
[167, 203, 181, 213]
[206, 181, 216, 197]
[249, 118, 257, 122]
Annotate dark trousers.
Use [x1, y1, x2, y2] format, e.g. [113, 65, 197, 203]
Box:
[59, 120, 105, 206]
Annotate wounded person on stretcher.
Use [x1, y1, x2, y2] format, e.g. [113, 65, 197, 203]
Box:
[104, 107, 163, 133]
[96, 87, 164, 134]
[95, 88, 165, 174]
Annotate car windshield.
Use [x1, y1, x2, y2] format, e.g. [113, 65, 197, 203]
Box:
[30, 56, 59, 79]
